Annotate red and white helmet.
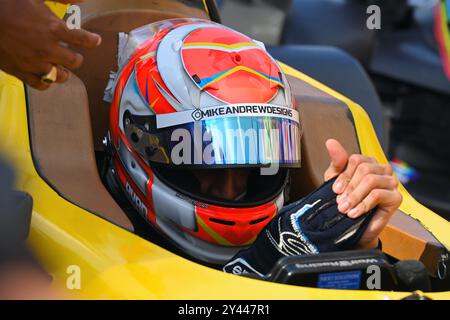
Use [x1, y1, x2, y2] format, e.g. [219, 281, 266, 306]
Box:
[107, 19, 301, 264]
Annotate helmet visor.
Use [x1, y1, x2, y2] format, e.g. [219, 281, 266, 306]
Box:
[123, 104, 301, 168]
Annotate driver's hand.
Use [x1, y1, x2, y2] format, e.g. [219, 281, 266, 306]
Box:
[323, 139, 402, 249]
[0, 0, 101, 90]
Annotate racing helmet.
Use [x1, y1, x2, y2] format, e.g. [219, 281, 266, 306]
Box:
[107, 18, 302, 264]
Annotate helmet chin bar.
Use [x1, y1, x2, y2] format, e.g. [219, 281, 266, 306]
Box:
[151, 174, 285, 265]
[111, 129, 288, 265]
[111, 150, 287, 265]
[155, 213, 250, 265]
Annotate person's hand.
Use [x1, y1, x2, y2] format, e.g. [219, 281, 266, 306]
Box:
[0, 0, 101, 90]
[323, 139, 402, 249]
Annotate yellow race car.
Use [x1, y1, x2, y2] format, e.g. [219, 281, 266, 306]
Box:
[0, 0, 449, 299]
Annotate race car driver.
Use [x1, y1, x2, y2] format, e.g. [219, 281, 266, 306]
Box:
[103, 19, 402, 276]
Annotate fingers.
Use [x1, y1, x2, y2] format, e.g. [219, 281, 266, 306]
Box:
[337, 174, 399, 216]
[14, 63, 69, 90]
[13, 60, 52, 90]
[51, 22, 101, 49]
[332, 154, 376, 194]
[46, 21, 100, 71]
[358, 199, 401, 247]
[55, 66, 70, 83]
[19, 60, 55, 78]
[63, 28, 102, 48]
[330, 154, 403, 250]
[324, 139, 349, 181]
[336, 162, 391, 202]
[1, 0, 97, 90]
[16, 71, 50, 91]
[346, 188, 402, 249]
[347, 189, 402, 220]
[50, 45, 84, 70]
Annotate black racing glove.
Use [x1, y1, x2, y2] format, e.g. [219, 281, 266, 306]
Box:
[223, 177, 375, 277]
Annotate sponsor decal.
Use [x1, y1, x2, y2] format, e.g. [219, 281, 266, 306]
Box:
[266, 218, 318, 257]
[126, 181, 148, 217]
[156, 103, 299, 129]
[318, 271, 362, 289]
[223, 258, 264, 277]
[175, 192, 209, 209]
[293, 258, 382, 269]
[191, 104, 293, 121]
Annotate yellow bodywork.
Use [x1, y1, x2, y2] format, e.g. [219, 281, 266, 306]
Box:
[0, 3, 449, 300]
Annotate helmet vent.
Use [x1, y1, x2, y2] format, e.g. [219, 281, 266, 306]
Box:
[250, 216, 269, 225]
[209, 218, 235, 226]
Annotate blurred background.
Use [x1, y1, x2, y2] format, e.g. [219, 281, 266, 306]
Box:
[217, 0, 450, 221]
